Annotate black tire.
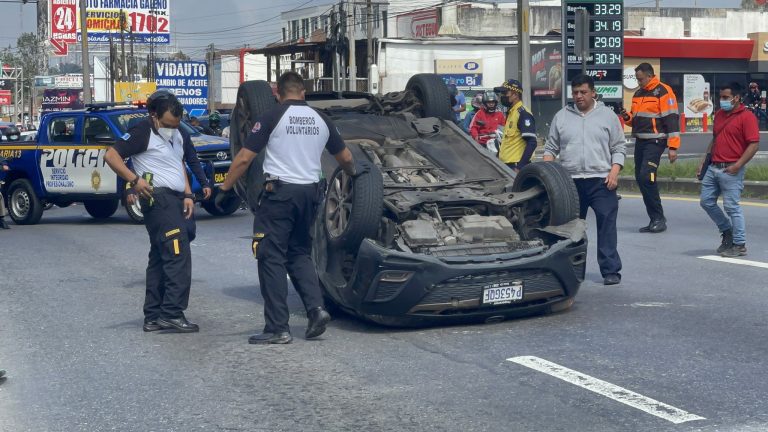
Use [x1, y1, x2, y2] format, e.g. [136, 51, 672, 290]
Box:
[8, 179, 43, 225]
[84, 199, 119, 219]
[406, 73, 454, 121]
[230, 80, 277, 211]
[125, 197, 144, 224]
[202, 189, 241, 216]
[324, 166, 383, 250]
[512, 162, 579, 235]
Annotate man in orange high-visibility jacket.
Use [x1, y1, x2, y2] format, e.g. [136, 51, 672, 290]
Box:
[621, 63, 680, 234]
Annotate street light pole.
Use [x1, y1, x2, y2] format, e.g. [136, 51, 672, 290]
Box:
[347, 0, 356, 91]
[518, 0, 531, 108]
[79, 0, 92, 104]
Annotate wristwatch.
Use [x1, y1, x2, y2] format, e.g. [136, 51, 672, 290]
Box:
[129, 174, 140, 187]
[184, 193, 195, 200]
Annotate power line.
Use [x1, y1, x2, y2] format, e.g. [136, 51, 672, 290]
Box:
[174, 0, 317, 35]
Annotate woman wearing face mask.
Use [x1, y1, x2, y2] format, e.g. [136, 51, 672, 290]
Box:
[104, 91, 201, 334]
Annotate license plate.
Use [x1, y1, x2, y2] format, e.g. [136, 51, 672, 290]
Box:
[214, 172, 227, 184]
[482, 281, 523, 305]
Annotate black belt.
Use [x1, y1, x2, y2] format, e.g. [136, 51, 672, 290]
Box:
[711, 162, 736, 169]
[153, 187, 185, 198]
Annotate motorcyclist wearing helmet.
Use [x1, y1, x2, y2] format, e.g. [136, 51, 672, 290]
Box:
[203, 111, 223, 136]
[462, 93, 484, 133]
[746, 82, 761, 108]
[469, 91, 506, 148]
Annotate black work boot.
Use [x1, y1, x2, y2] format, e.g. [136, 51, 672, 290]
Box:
[0, 218, 10, 229]
[717, 229, 734, 254]
[248, 332, 292, 344]
[721, 243, 747, 258]
[639, 219, 666, 233]
[305, 307, 331, 339]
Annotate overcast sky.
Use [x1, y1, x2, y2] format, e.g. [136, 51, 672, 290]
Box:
[0, 0, 745, 60]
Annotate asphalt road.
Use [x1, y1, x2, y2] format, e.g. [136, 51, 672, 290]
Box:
[1, 197, 768, 432]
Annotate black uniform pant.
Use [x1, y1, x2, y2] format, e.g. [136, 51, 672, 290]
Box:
[574, 178, 622, 278]
[141, 189, 192, 320]
[254, 183, 323, 334]
[634, 138, 666, 222]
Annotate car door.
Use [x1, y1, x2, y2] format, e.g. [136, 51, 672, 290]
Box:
[39, 115, 84, 194]
[82, 116, 119, 194]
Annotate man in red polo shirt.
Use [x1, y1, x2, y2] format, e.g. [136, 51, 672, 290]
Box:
[698, 82, 760, 257]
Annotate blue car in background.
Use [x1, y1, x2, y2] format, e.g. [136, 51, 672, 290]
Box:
[0, 104, 237, 225]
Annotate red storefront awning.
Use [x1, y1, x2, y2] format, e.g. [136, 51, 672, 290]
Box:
[624, 38, 754, 60]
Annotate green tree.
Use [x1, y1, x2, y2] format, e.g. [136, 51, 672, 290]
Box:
[51, 63, 83, 74]
[14, 32, 46, 91]
[170, 51, 190, 61]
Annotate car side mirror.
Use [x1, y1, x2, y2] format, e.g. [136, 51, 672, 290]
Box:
[94, 133, 115, 144]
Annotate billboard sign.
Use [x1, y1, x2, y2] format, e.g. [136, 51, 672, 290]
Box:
[50, 0, 78, 43]
[0, 90, 11, 106]
[396, 9, 439, 38]
[435, 59, 483, 87]
[154, 61, 208, 117]
[54, 74, 94, 89]
[71, 0, 171, 45]
[114, 81, 157, 103]
[562, 0, 625, 112]
[42, 89, 85, 112]
[531, 43, 563, 98]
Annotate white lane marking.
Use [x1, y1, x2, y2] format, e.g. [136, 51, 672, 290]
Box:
[507, 356, 706, 424]
[699, 255, 768, 269]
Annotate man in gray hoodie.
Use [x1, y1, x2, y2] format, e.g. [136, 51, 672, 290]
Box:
[543, 74, 626, 285]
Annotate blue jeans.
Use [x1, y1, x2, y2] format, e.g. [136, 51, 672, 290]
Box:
[699, 165, 746, 245]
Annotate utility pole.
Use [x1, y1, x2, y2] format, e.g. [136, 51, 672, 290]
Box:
[518, 0, 531, 108]
[80, 0, 92, 104]
[119, 9, 127, 81]
[109, 31, 115, 102]
[207, 43, 215, 112]
[366, 0, 373, 80]
[332, 4, 341, 94]
[129, 28, 135, 80]
[655, 0, 660, 14]
[347, 0, 356, 91]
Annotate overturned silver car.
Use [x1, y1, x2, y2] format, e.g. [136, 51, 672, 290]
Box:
[230, 74, 587, 327]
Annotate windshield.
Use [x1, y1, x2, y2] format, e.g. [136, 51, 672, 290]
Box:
[108, 112, 200, 136]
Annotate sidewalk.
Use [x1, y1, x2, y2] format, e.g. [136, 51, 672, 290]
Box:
[618, 176, 768, 199]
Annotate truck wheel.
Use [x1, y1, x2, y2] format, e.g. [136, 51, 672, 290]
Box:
[202, 189, 241, 216]
[406, 74, 454, 121]
[125, 197, 144, 224]
[324, 166, 383, 251]
[84, 199, 119, 219]
[512, 162, 580, 238]
[8, 179, 43, 225]
[230, 80, 277, 212]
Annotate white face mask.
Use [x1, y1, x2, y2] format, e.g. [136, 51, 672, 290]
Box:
[158, 128, 175, 142]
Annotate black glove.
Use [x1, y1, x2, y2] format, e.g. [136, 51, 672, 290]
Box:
[214, 188, 239, 212]
[619, 108, 630, 122]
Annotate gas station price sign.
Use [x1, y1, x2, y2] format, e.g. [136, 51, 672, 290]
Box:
[562, 0, 624, 111]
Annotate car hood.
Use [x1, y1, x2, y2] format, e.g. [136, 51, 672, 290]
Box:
[191, 133, 229, 151]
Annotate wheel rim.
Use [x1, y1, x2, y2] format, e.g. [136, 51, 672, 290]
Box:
[518, 177, 551, 235]
[130, 200, 143, 219]
[325, 172, 353, 238]
[11, 189, 30, 218]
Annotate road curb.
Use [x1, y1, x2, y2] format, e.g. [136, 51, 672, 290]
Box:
[618, 176, 768, 199]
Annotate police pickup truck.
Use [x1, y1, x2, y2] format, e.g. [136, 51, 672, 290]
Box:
[0, 104, 237, 225]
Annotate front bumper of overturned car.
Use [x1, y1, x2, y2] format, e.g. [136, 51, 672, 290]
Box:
[334, 226, 588, 327]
